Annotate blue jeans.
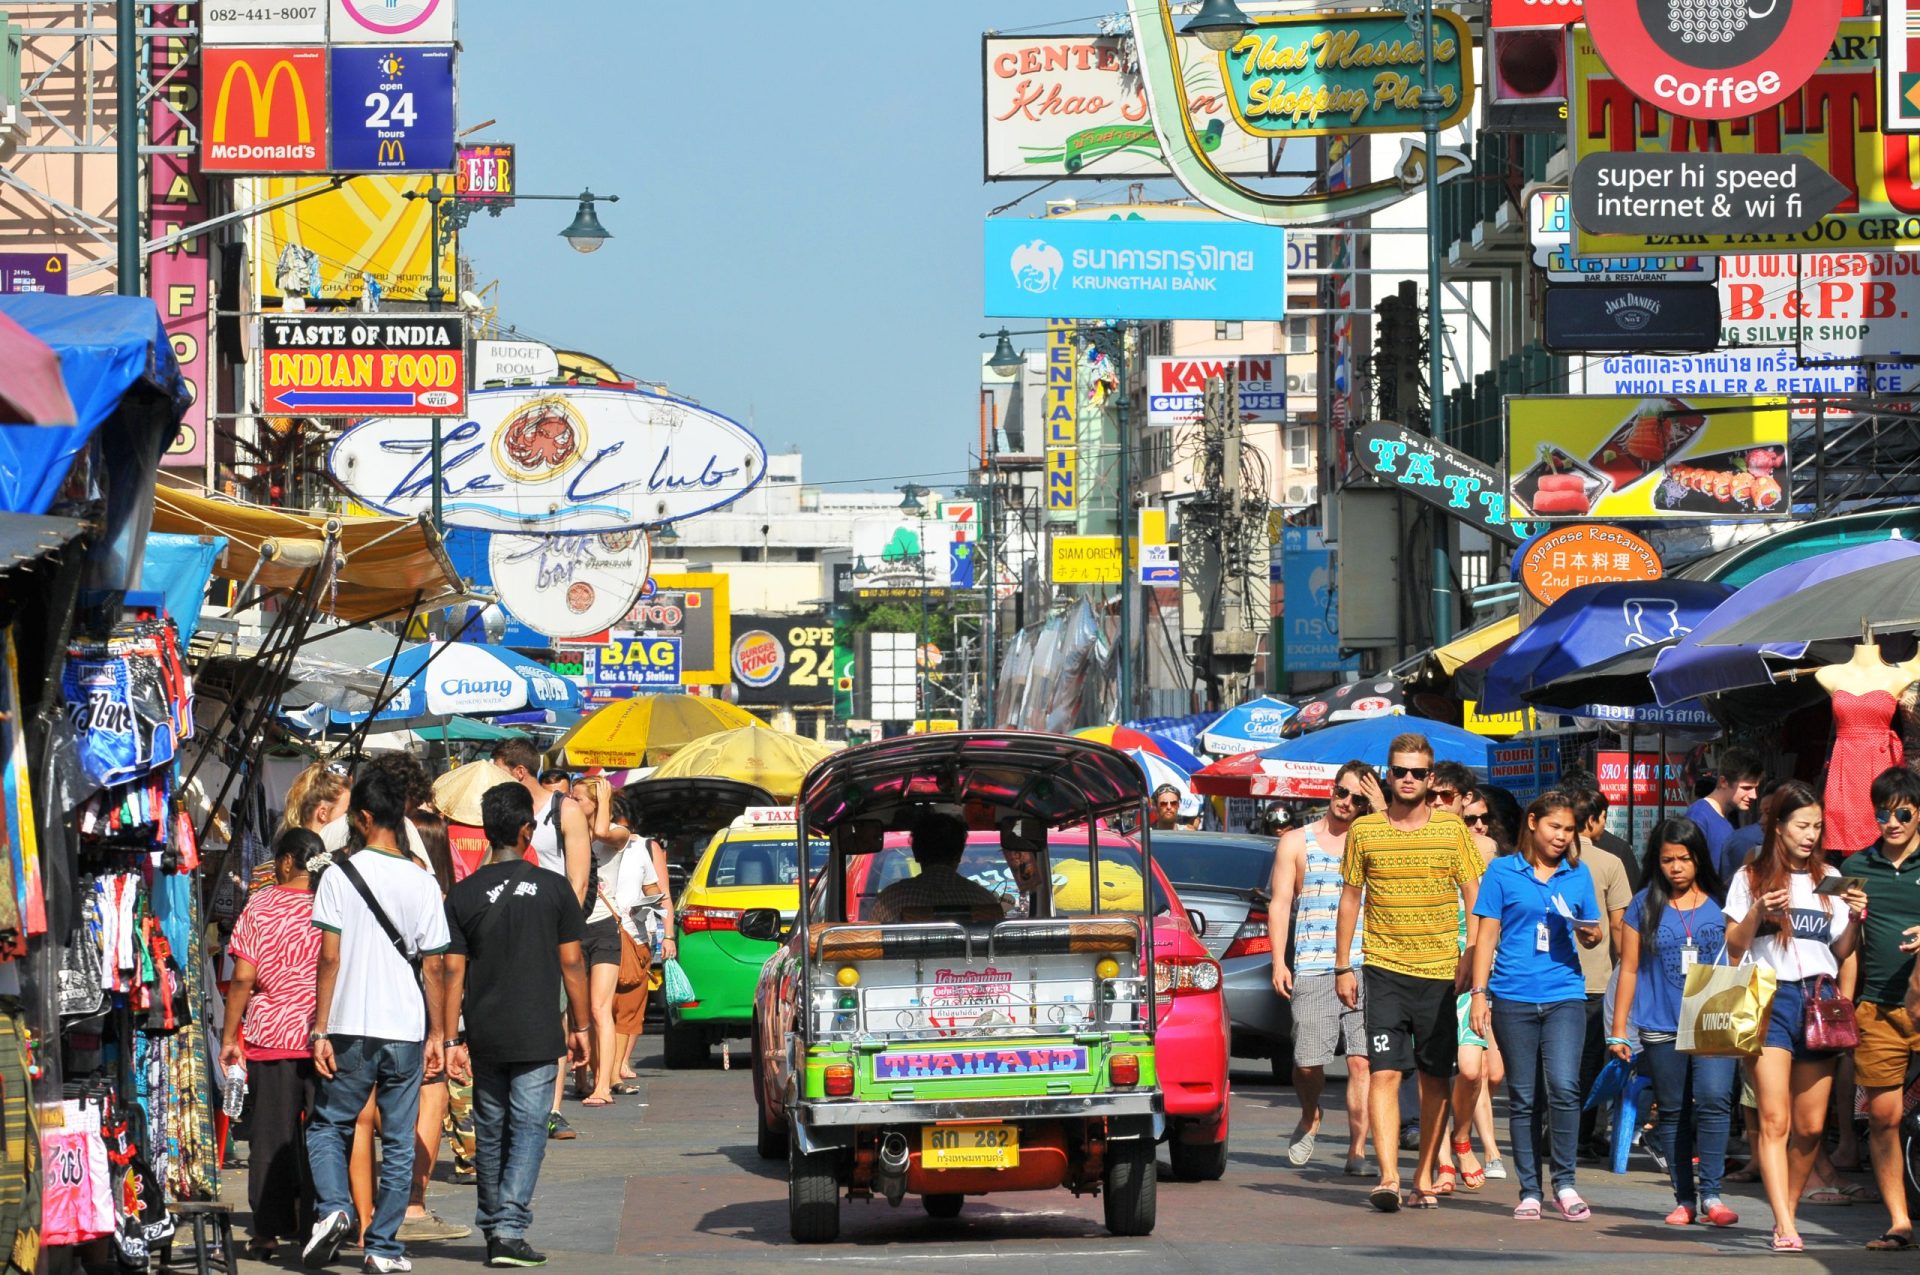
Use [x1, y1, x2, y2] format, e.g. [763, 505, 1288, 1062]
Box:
[1490, 998, 1586, 1202]
[305, 1036, 423, 1259]
[471, 1058, 558, 1240]
[1639, 1038, 1737, 1208]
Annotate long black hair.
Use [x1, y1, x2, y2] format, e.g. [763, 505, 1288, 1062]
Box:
[1636, 816, 1724, 944]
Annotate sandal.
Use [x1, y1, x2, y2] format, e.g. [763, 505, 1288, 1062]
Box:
[1555, 1190, 1592, 1222]
[1369, 1184, 1403, 1213]
[1513, 1198, 1541, 1221]
[1804, 1186, 1853, 1206]
[1433, 1165, 1457, 1196]
[579, 1095, 614, 1107]
[1771, 1233, 1803, 1253]
[1452, 1139, 1486, 1190]
[610, 1082, 640, 1096]
[1867, 1232, 1918, 1251]
[1404, 1190, 1442, 1210]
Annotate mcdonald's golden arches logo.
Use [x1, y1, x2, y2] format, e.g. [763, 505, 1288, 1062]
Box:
[201, 48, 329, 174]
[377, 138, 406, 166]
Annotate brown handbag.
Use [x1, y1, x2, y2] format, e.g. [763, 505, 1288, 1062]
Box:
[597, 885, 652, 988]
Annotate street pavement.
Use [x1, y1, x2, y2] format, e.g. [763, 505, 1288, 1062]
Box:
[227, 1048, 1902, 1273]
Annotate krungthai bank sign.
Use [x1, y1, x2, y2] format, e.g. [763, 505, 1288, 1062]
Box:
[202, 47, 328, 173]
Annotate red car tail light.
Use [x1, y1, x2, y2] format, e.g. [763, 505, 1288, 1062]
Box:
[680, 906, 743, 933]
[1153, 955, 1223, 998]
[1110, 1053, 1140, 1086]
[824, 1064, 854, 1097]
[1222, 910, 1272, 959]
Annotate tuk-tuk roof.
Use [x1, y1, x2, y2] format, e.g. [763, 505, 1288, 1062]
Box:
[798, 730, 1148, 836]
[619, 776, 778, 841]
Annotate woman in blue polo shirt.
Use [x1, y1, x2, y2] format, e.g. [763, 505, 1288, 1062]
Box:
[1467, 790, 1604, 1222]
[1609, 816, 1736, 1229]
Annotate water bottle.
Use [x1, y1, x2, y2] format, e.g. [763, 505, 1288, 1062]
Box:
[222, 1064, 247, 1118]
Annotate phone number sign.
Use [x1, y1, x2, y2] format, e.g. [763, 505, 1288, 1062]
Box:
[329, 45, 455, 173]
[588, 637, 682, 689]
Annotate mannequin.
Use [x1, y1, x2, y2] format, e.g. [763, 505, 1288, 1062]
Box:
[1815, 632, 1920, 854]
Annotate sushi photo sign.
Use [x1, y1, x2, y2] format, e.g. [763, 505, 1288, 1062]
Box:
[1505, 395, 1790, 522]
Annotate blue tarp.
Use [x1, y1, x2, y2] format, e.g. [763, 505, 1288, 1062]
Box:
[137, 533, 228, 639]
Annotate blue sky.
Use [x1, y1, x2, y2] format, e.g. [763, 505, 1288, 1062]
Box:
[456, 1, 1171, 489]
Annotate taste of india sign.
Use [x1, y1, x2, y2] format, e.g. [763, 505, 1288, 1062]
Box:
[1217, 9, 1474, 138]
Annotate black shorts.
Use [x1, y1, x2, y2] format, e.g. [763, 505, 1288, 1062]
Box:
[582, 917, 622, 968]
[1363, 966, 1458, 1078]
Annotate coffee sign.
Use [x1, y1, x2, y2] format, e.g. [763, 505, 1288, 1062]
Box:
[1584, 0, 1843, 120]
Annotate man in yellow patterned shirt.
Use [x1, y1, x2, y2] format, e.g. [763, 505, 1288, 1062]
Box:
[1333, 734, 1484, 1212]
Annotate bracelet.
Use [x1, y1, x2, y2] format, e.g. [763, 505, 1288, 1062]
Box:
[1333, 966, 1353, 975]
[1605, 1036, 1631, 1047]
[1469, 988, 1489, 998]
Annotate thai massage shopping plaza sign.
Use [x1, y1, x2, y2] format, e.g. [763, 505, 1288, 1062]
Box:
[1571, 21, 1920, 255]
[1217, 9, 1473, 137]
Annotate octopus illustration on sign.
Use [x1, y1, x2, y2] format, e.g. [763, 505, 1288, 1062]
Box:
[328, 385, 767, 531]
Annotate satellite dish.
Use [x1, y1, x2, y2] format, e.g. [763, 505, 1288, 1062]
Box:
[459, 290, 486, 311]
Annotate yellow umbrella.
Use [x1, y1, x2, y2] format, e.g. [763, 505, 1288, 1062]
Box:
[432, 759, 516, 825]
[645, 725, 836, 800]
[557, 695, 764, 769]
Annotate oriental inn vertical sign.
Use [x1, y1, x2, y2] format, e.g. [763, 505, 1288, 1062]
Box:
[1046, 319, 1078, 515]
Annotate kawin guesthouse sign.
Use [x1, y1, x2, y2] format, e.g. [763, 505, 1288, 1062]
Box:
[1218, 9, 1474, 137]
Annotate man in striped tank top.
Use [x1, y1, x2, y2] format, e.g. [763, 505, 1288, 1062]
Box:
[1272, 760, 1380, 1175]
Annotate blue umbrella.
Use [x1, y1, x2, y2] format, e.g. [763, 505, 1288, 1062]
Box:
[332, 641, 581, 727]
[1201, 695, 1298, 756]
[1480, 581, 1733, 714]
[1194, 715, 1491, 799]
[1650, 538, 1920, 706]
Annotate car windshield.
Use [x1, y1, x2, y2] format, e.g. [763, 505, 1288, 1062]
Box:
[847, 837, 1170, 920]
[707, 836, 829, 888]
[1149, 832, 1275, 892]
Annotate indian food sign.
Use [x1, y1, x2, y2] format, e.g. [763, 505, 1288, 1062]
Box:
[1219, 10, 1474, 138]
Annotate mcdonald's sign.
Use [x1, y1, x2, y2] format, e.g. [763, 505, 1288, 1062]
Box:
[201, 48, 328, 173]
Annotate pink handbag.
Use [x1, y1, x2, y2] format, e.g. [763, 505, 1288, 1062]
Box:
[1802, 973, 1860, 1052]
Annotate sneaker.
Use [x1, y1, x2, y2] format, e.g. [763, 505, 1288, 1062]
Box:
[303, 1210, 353, 1269]
[1400, 1123, 1422, 1151]
[362, 1256, 413, 1274]
[487, 1236, 548, 1267]
[546, 1112, 576, 1141]
[396, 1212, 471, 1242]
[1484, 1158, 1508, 1180]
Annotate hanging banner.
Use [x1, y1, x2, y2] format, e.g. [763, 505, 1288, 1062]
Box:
[984, 218, 1289, 322]
[329, 0, 456, 43]
[1570, 21, 1920, 255]
[1583, 0, 1841, 121]
[1507, 395, 1791, 521]
[329, 46, 457, 173]
[262, 314, 465, 416]
[488, 531, 649, 640]
[328, 386, 768, 531]
[201, 46, 329, 173]
[1350, 419, 1531, 546]
[1281, 526, 1356, 672]
[1518, 524, 1663, 606]
[1217, 9, 1474, 138]
[1144, 355, 1287, 426]
[982, 34, 1272, 180]
[1045, 319, 1078, 514]
[151, 8, 210, 469]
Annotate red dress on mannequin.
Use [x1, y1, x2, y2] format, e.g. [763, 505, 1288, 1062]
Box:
[1825, 688, 1904, 854]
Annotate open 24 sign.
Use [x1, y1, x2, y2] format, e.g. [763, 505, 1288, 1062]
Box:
[328, 46, 455, 173]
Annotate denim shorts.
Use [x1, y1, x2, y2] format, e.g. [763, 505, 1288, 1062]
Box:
[1764, 977, 1837, 1062]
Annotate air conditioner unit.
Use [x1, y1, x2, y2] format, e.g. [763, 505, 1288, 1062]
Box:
[1287, 374, 1305, 393]
[1303, 372, 1319, 392]
[1286, 484, 1312, 505]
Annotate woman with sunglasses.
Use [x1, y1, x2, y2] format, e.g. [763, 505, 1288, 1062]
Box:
[1724, 782, 1866, 1253]
[1610, 816, 1737, 1228]
[1468, 790, 1606, 1222]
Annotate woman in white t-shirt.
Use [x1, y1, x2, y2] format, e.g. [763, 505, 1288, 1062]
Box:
[1724, 781, 1867, 1254]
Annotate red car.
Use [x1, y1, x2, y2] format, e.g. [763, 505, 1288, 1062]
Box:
[750, 829, 1231, 1181]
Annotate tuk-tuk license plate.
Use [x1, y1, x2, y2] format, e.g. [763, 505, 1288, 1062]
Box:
[922, 1123, 1019, 1170]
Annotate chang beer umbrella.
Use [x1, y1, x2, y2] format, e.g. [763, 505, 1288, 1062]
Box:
[331, 641, 581, 727]
[644, 724, 835, 801]
[1200, 695, 1297, 756]
[556, 694, 765, 769]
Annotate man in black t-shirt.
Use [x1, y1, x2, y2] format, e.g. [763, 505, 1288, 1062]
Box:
[444, 784, 589, 1269]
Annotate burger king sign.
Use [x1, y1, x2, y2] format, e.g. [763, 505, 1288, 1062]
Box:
[731, 629, 786, 690]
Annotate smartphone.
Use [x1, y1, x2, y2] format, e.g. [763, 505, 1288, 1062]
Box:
[1814, 875, 1865, 897]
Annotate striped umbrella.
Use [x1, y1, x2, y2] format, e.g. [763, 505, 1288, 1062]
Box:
[1073, 724, 1207, 773]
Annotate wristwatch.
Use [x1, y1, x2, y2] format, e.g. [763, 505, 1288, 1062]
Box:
[442, 1038, 463, 1049]
[309, 1030, 330, 1044]
[1332, 966, 1353, 976]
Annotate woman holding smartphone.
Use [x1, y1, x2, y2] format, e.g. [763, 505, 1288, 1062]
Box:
[1468, 790, 1605, 1222]
[1610, 816, 1737, 1227]
[1724, 782, 1866, 1253]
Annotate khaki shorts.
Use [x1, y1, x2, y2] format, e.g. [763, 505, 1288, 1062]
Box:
[1855, 1001, 1920, 1090]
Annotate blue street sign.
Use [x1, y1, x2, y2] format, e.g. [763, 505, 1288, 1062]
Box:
[329, 46, 455, 174]
[984, 217, 1288, 322]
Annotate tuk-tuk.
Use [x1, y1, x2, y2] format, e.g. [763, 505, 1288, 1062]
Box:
[742, 731, 1162, 1243]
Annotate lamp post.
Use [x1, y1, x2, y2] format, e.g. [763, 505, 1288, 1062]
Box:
[402, 184, 621, 528]
[980, 328, 1026, 727]
[898, 483, 930, 731]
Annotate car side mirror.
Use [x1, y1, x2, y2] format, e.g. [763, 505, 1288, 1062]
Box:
[738, 908, 783, 942]
[1188, 910, 1208, 938]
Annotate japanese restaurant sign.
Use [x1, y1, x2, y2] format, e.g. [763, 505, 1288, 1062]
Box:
[1518, 524, 1663, 606]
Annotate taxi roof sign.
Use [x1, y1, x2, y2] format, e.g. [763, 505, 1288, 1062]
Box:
[731, 806, 798, 830]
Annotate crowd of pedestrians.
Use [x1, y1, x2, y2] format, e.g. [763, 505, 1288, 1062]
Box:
[1271, 734, 1920, 1251]
[217, 742, 670, 1271]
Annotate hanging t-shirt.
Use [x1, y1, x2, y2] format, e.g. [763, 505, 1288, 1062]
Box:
[446, 860, 584, 1064]
[1623, 890, 1728, 1034]
[227, 885, 322, 1060]
[1723, 866, 1852, 980]
[311, 844, 450, 1042]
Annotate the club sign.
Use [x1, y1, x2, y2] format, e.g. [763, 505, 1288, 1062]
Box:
[1584, 0, 1842, 121]
[1572, 153, 1851, 238]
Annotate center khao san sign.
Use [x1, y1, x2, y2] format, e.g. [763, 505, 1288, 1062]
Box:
[328, 385, 768, 531]
[1217, 10, 1473, 137]
[263, 314, 465, 416]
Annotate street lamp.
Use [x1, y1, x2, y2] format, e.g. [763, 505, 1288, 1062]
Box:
[986, 328, 1025, 377]
[558, 190, 615, 254]
[1182, 0, 1253, 51]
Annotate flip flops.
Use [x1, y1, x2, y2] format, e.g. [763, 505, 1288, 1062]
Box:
[1433, 1165, 1457, 1196]
[1369, 1184, 1403, 1213]
[1866, 1232, 1918, 1251]
[1771, 1233, 1804, 1253]
[1403, 1190, 1442, 1210]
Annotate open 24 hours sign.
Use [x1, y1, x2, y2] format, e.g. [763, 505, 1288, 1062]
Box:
[262, 314, 465, 417]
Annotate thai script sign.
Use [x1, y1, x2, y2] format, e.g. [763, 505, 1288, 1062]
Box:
[1217, 9, 1474, 138]
[1144, 355, 1287, 426]
[1280, 526, 1356, 672]
[982, 35, 1271, 180]
[263, 314, 465, 416]
[874, 1047, 1090, 1080]
[984, 218, 1288, 322]
[328, 386, 767, 532]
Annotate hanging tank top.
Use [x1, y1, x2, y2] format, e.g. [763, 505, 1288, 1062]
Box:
[1294, 825, 1364, 975]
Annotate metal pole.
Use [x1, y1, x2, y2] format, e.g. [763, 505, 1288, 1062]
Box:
[982, 440, 998, 725]
[1116, 324, 1134, 722]
[116, 0, 139, 295]
[427, 183, 445, 530]
[1421, 0, 1454, 644]
[919, 506, 930, 732]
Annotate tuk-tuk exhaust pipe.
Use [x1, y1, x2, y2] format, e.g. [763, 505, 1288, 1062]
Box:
[876, 1132, 910, 1206]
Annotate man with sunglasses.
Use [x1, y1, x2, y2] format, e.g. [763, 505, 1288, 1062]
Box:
[1150, 784, 1184, 832]
[1842, 765, 1920, 1251]
[1332, 735, 1485, 1211]
[1271, 761, 1381, 1175]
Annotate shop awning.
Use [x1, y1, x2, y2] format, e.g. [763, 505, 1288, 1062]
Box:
[0, 512, 87, 575]
[151, 485, 470, 624]
[1432, 614, 1521, 676]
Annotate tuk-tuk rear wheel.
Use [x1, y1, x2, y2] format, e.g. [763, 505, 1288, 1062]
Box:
[922, 1193, 964, 1219]
[1101, 1136, 1157, 1236]
[788, 1128, 841, 1244]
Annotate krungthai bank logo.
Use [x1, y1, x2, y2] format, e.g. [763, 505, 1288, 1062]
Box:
[1010, 240, 1064, 294]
